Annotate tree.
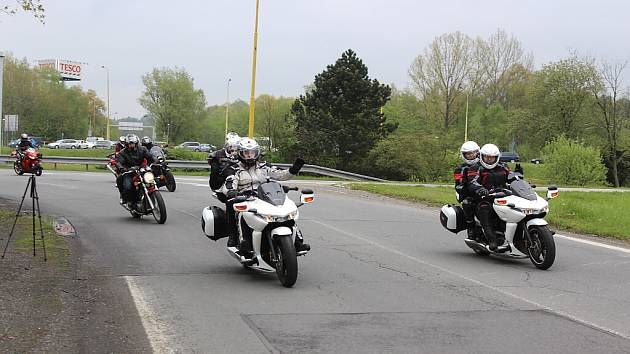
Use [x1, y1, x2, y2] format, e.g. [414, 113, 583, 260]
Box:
[291, 49, 393, 169]
[1, 0, 45, 23]
[139, 67, 207, 144]
[531, 56, 600, 137]
[409, 31, 474, 130]
[592, 60, 628, 187]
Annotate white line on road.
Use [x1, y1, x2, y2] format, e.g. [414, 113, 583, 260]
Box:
[307, 218, 630, 340]
[125, 276, 179, 354]
[555, 234, 630, 255]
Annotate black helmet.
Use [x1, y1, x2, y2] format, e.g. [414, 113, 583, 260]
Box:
[141, 136, 152, 147]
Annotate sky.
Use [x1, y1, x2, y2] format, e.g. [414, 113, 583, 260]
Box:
[2, 0, 629, 118]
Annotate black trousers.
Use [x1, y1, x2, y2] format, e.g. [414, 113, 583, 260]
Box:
[117, 174, 136, 202]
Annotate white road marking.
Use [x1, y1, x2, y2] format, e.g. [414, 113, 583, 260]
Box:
[307, 218, 630, 340]
[555, 234, 630, 255]
[124, 276, 180, 353]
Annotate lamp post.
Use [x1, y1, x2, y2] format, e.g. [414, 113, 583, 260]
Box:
[101, 65, 110, 140]
[464, 91, 469, 142]
[248, 0, 260, 138]
[225, 78, 231, 137]
[0, 52, 4, 154]
[166, 123, 171, 146]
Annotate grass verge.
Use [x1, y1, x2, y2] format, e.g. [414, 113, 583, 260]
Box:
[0, 210, 70, 266]
[347, 183, 630, 240]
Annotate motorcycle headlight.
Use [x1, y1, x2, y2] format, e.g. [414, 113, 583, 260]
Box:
[520, 206, 548, 215]
[143, 171, 155, 184]
[29, 155, 36, 159]
[260, 210, 298, 223]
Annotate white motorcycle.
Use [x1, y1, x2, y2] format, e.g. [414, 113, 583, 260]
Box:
[201, 181, 314, 287]
[440, 174, 559, 270]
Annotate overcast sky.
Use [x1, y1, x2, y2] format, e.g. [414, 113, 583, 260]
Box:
[2, 0, 629, 118]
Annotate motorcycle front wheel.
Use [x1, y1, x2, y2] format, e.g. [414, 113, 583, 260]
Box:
[527, 225, 556, 270]
[14, 162, 23, 175]
[274, 236, 298, 287]
[165, 171, 176, 192]
[35, 166, 43, 176]
[150, 191, 167, 224]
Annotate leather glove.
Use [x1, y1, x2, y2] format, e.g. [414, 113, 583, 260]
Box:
[226, 190, 239, 199]
[476, 188, 489, 199]
[289, 158, 306, 175]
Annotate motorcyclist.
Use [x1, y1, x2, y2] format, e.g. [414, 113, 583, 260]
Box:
[222, 138, 308, 254]
[115, 134, 156, 204]
[16, 133, 35, 165]
[115, 136, 126, 153]
[141, 136, 154, 151]
[467, 143, 511, 251]
[453, 141, 480, 240]
[208, 132, 240, 196]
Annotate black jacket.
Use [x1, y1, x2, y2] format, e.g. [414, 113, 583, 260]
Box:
[454, 163, 479, 202]
[18, 139, 34, 151]
[116, 146, 155, 171]
[467, 163, 511, 200]
[208, 149, 237, 190]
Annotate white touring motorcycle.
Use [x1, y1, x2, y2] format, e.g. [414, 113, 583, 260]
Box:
[201, 181, 314, 287]
[440, 174, 559, 270]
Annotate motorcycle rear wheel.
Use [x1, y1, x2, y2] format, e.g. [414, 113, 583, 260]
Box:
[527, 225, 556, 270]
[274, 236, 298, 288]
[150, 191, 167, 224]
[165, 171, 176, 192]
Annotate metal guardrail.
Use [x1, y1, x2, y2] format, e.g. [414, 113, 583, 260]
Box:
[0, 155, 385, 182]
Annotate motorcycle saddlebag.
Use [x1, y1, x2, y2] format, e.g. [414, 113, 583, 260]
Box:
[439, 204, 467, 234]
[201, 206, 228, 240]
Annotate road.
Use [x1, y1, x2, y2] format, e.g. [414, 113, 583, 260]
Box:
[1, 170, 629, 353]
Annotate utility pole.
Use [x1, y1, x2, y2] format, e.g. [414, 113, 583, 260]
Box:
[464, 92, 469, 142]
[0, 52, 4, 154]
[225, 78, 231, 137]
[248, 0, 260, 138]
[101, 65, 110, 140]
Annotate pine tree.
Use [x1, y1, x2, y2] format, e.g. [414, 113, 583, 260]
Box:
[291, 49, 394, 169]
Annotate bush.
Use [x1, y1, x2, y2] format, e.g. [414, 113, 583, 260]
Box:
[541, 135, 607, 186]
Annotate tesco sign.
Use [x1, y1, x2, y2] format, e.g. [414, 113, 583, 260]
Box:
[37, 59, 82, 81]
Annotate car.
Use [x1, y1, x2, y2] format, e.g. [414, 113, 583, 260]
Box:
[176, 141, 202, 152]
[7, 137, 44, 148]
[78, 140, 95, 149]
[530, 158, 544, 164]
[499, 151, 520, 163]
[58, 139, 82, 149]
[93, 140, 114, 149]
[199, 143, 216, 152]
[47, 139, 64, 149]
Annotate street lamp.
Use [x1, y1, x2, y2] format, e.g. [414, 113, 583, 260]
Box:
[166, 123, 170, 146]
[248, 0, 260, 138]
[225, 78, 231, 137]
[101, 65, 110, 140]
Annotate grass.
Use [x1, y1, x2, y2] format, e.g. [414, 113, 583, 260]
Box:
[0, 210, 70, 266]
[347, 183, 630, 240]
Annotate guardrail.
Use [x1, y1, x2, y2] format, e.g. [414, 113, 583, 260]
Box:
[0, 155, 386, 182]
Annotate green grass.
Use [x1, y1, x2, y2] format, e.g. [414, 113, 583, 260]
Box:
[347, 183, 630, 240]
[0, 210, 70, 266]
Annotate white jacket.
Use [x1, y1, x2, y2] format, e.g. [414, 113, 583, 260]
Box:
[222, 161, 294, 194]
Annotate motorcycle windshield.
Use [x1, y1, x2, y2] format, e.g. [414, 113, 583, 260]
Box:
[510, 179, 538, 201]
[150, 146, 165, 160]
[257, 182, 286, 206]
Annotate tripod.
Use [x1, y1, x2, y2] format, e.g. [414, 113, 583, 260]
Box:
[1, 174, 47, 261]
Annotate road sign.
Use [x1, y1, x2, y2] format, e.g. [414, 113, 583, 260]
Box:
[4, 115, 18, 132]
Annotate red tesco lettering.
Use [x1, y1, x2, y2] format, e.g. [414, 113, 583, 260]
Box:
[59, 63, 81, 74]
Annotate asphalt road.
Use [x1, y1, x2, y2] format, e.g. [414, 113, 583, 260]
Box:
[1, 170, 630, 353]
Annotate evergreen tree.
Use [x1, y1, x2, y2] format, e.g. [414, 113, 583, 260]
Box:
[290, 49, 394, 169]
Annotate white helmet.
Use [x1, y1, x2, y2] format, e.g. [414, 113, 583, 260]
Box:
[479, 144, 501, 169]
[237, 138, 260, 165]
[224, 132, 240, 157]
[460, 141, 480, 165]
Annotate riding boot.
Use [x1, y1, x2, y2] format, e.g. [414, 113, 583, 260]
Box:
[466, 222, 476, 240]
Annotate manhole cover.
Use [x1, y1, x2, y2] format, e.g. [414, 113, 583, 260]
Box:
[53, 217, 77, 236]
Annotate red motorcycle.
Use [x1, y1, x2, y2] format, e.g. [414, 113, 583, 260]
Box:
[106, 152, 120, 177]
[12, 148, 43, 176]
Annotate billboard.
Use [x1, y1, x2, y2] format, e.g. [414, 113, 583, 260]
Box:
[37, 59, 82, 81]
[4, 115, 19, 132]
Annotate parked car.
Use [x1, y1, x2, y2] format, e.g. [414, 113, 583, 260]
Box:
[7, 137, 43, 148]
[175, 141, 202, 152]
[499, 151, 520, 163]
[86, 136, 105, 144]
[47, 139, 63, 149]
[93, 140, 114, 149]
[78, 140, 95, 149]
[199, 143, 216, 152]
[530, 158, 544, 164]
[58, 139, 82, 149]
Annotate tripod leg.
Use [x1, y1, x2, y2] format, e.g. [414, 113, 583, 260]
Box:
[1, 177, 32, 259]
[31, 176, 37, 256]
[32, 177, 47, 261]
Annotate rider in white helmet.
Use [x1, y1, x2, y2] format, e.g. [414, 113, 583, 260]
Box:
[208, 132, 241, 192]
[222, 137, 307, 254]
[467, 143, 511, 251]
[454, 141, 480, 240]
